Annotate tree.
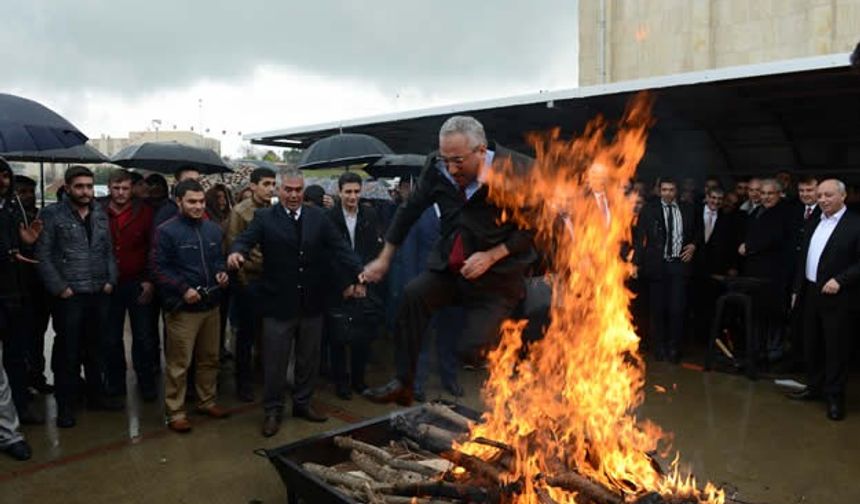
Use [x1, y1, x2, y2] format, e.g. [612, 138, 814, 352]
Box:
[262, 150, 280, 162]
[282, 148, 302, 166]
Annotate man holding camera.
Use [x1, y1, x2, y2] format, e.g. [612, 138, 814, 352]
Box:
[152, 179, 229, 433]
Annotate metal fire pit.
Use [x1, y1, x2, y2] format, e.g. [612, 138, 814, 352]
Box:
[264, 403, 482, 504]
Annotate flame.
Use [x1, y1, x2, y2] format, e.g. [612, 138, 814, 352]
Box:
[458, 92, 724, 503]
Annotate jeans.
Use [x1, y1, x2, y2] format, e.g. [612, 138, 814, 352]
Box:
[105, 281, 158, 397]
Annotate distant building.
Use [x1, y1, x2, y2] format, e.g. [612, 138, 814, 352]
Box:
[88, 130, 221, 157]
[578, 0, 860, 85]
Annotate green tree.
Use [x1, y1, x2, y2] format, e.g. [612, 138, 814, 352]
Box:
[262, 150, 280, 162]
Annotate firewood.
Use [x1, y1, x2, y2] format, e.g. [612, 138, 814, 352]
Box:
[351, 450, 425, 485]
[535, 487, 559, 504]
[545, 472, 624, 504]
[392, 415, 459, 453]
[441, 450, 501, 484]
[423, 403, 474, 431]
[471, 436, 515, 454]
[302, 462, 390, 492]
[416, 423, 460, 449]
[632, 492, 666, 504]
[334, 435, 440, 477]
[384, 480, 496, 503]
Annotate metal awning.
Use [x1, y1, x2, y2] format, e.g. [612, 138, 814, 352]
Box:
[246, 53, 858, 180]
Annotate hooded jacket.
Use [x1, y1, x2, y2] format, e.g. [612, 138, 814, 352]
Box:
[0, 160, 29, 304]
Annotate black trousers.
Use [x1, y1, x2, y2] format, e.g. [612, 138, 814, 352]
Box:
[648, 261, 688, 357]
[0, 300, 30, 412]
[394, 271, 521, 386]
[234, 283, 260, 390]
[53, 293, 110, 412]
[802, 282, 856, 398]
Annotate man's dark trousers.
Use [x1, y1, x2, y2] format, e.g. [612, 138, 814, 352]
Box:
[0, 300, 31, 413]
[53, 293, 110, 413]
[394, 271, 520, 386]
[105, 281, 158, 398]
[802, 281, 856, 400]
[648, 260, 687, 358]
[234, 282, 260, 391]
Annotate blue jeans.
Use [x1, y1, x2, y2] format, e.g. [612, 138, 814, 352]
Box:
[105, 281, 158, 397]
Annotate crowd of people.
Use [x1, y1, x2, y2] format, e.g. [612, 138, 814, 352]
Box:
[1, 115, 858, 463]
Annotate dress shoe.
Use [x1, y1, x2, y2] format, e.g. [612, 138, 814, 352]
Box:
[3, 440, 32, 461]
[443, 380, 465, 397]
[335, 384, 353, 400]
[168, 417, 192, 433]
[292, 406, 328, 423]
[32, 379, 54, 395]
[88, 396, 125, 411]
[413, 389, 427, 403]
[196, 405, 231, 419]
[787, 389, 820, 402]
[363, 379, 413, 406]
[827, 398, 845, 421]
[56, 408, 76, 429]
[352, 382, 368, 395]
[261, 415, 281, 437]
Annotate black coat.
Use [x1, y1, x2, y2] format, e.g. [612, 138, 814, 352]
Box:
[694, 206, 740, 276]
[385, 142, 536, 297]
[633, 199, 699, 279]
[0, 167, 26, 304]
[230, 203, 362, 320]
[794, 209, 860, 308]
[326, 203, 384, 316]
[741, 200, 793, 288]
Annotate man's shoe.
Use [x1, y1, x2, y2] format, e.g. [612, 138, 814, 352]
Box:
[352, 382, 368, 395]
[261, 415, 281, 437]
[827, 398, 845, 421]
[292, 406, 328, 423]
[363, 379, 413, 406]
[335, 384, 353, 401]
[32, 379, 54, 395]
[56, 413, 76, 429]
[413, 389, 427, 403]
[88, 396, 125, 411]
[4, 440, 32, 461]
[787, 389, 820, 402]
[196, 405, 231, 419]
[237, 386, 255, 403]
[168, 417, 192, 433]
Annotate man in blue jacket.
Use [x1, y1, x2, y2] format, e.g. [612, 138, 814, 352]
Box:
[228, 168, 363, 437]
[152, 179, 229, 433]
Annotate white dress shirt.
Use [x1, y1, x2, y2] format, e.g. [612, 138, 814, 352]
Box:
[703, 206, 718, 243]
[284, 205, 302, 220]
[342, 207, 358, 249]
[805, 206, 847, 282]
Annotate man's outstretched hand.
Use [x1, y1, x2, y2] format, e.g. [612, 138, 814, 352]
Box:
[227, 252, 245, 270]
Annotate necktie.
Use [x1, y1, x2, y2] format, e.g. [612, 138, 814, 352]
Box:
[804, 206, 812, 220]
[705, 210, 715, 243]
[665, 204, 676, 258]
[448, 187, 467, 272]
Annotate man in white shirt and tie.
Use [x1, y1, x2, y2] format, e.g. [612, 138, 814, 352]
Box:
[788, 179, 860, 421]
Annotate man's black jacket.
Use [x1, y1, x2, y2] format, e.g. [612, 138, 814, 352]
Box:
[384, 142, 536, 296]
[231, 203, 362, 320]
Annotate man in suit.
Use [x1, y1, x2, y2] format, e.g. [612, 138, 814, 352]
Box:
[739, 179, 794, 361]
[692, 187, 738, 339]
[634, 177, 698, 362]
[788, 179, 860, 420]
[228, 168, 363, 437]
[361, 116, 536, 405]
[325, 172, 384, 400]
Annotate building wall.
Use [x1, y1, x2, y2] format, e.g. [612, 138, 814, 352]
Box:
[88, 130, 221, 157]
[578, 0, 860, 86]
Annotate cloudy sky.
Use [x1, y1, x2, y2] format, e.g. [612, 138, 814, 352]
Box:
[1, 0, 578, 157]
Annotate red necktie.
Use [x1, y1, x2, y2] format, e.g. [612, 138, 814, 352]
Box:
[448, 187, 467, 272]
[804, 207, 812, 220]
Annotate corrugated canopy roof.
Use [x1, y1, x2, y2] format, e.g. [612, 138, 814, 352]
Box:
[247, 53, 859, 181]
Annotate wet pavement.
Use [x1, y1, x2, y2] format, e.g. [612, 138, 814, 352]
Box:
[1, 334, 858, 504]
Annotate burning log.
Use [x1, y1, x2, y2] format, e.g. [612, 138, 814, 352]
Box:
[544, 472, 624, 504]
[423, 403, 473, 432]
[471, 436, 515, 454]
[535, 487, 559, 504]
[334, 436, 440, 477]
[441, 450, 501, 484]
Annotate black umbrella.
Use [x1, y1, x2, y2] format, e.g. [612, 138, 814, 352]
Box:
[298, 133, 393, 170]
[2, 144, 110, 207]
[365, 154, 426, 179]
[0, 93, 89, 152]
[111, 141, 231, 174]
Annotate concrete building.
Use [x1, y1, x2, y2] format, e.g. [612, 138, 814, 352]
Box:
[578, 0, 860, 85]
[88, 130, 221, 157]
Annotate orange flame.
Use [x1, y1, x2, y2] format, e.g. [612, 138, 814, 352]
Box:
[459, 92, 724, 503]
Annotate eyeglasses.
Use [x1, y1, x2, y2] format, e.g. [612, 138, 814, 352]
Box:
[438, 146, 481, 166]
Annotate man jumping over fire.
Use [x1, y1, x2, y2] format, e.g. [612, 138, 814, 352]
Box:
[361, 115, 536, 405]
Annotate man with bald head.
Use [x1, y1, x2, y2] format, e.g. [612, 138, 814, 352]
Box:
[789, 179, 860, 421]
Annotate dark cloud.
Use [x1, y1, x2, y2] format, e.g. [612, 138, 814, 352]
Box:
[0, 0, 577, 96]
